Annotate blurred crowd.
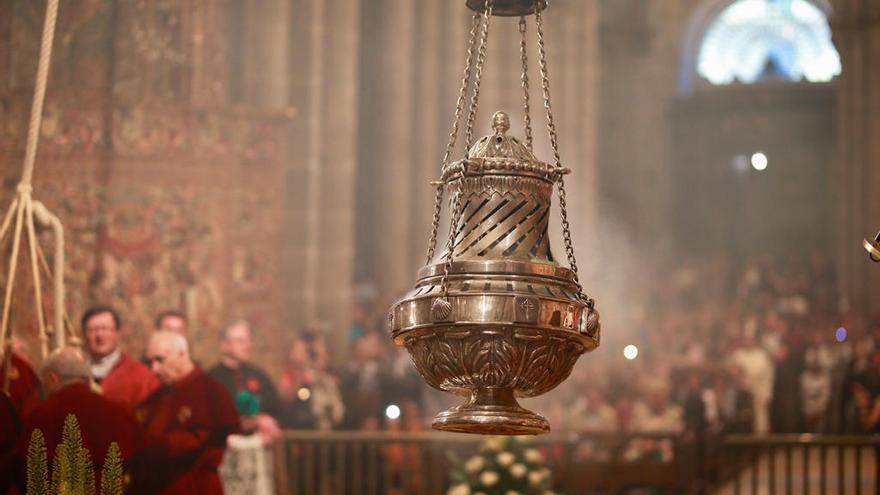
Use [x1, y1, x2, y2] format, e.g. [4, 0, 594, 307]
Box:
[539, 251, 880, 444]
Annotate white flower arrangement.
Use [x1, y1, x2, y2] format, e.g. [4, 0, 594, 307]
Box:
[524, 448, 543, 463]
[528, 470, 545, 486]
[496, 451, 515, 467]
[510, 463, 528, 479]
[484, 436, 506, 451]
[465, 455, 485, 473]
[447, 483, 471, 495]
[447, 436, 557, 495]
[480, 471, 500, 486]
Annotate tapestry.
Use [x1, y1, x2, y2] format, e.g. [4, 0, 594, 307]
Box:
[0, 0, 288, 371]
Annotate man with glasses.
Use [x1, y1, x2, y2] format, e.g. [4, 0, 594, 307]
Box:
[82, 305, 158, 411]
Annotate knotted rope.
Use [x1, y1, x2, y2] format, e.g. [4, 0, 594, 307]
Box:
[2, 0, 69, 395]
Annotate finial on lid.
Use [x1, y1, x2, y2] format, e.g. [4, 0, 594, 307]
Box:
[492, 111, 510, 135]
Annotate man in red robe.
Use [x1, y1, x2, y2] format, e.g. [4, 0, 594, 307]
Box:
[82, 305, 158, 410]
[135, 331, 240, 494]
[13, 347, 141, 491]
[0, 349, 41, 418]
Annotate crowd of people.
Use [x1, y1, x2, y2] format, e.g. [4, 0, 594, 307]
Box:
[0, 308, 260, 494]
[2, 252, 880, 493]
[520, 251, 880, 469]
[0, 302, 424, 494]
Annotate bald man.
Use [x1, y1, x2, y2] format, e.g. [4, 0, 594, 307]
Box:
[13, 347, 140, 490]
[135, 331, 240, 494]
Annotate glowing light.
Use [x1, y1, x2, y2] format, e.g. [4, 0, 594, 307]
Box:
[698, 0, 841, 85]
[385, 404, 401, 420]
[297, 387, 311, 401]
[623, 345, 639, 360]
[751, 152, 768, 171]
[835, 327, 847, 343]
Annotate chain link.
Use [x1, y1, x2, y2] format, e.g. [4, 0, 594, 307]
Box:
[534, 5, 561, 168]
[441, 0, 493, 298]
[425, 13, 483, 263]
[519, 16, 533, 151]
[439, 176, 465, 298]
[464, 0, 495, 151]
[534, 2, 590, 305]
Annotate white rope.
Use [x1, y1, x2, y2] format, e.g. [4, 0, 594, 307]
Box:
[1, 0, 63, 385]
[22, 0, 60, 187]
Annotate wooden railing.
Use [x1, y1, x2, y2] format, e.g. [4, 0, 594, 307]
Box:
[273, 430, 684, 495]
[714, 434, 880, 495]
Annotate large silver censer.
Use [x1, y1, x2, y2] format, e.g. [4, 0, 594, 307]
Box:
[388, 112, 600, 435]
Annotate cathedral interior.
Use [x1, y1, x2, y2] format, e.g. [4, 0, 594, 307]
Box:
[1, 0, 880, 494]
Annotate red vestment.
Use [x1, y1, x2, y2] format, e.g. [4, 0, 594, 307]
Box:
[0, 353, 40, 418]
[100, 352, 159, 411]
[13, 382, 141, 490]
[0, 393, 20, 493]
[133, 367, 240, 495]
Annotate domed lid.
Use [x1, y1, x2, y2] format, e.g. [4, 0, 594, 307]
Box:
[466, 111, 540, 163]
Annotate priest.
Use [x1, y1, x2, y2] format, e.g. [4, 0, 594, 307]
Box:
[82, 305, 158, 410]
[135, 331, 240, 494]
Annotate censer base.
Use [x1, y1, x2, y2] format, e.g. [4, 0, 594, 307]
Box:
[432, 388, 549, 435]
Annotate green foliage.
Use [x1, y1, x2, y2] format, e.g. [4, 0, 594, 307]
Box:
[100, 443, 124, 495]
[50, 443, 69, 494]
[83, 448, 95, 495]
[58, 414, 90, 495]
[26, 413, 126, 495]
[25, 429, 49, 495]
[447, 436, 559, 495]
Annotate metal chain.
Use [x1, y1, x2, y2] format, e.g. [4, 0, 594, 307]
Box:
[519, 16, 533, 151]
[425, 13, 483, 263]
[534, 5, 561, 168]
[439, 176, 465, 298]
[440, 0, 493, 300]
[534, 3, 591, 306]
[464, 0, 495, 151]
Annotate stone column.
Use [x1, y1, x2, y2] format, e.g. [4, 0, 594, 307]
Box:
[558, 0, 600, 269]
[831, 0, 880, 312]
[379, 0, 417, 297]
[409, 0, 446, 273]
[240, 0, 291, 108]
[285, 0, 359, 360]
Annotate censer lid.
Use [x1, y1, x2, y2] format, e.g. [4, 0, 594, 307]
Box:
[443, 111, 562, 183]
[467, 111, 539, 163]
